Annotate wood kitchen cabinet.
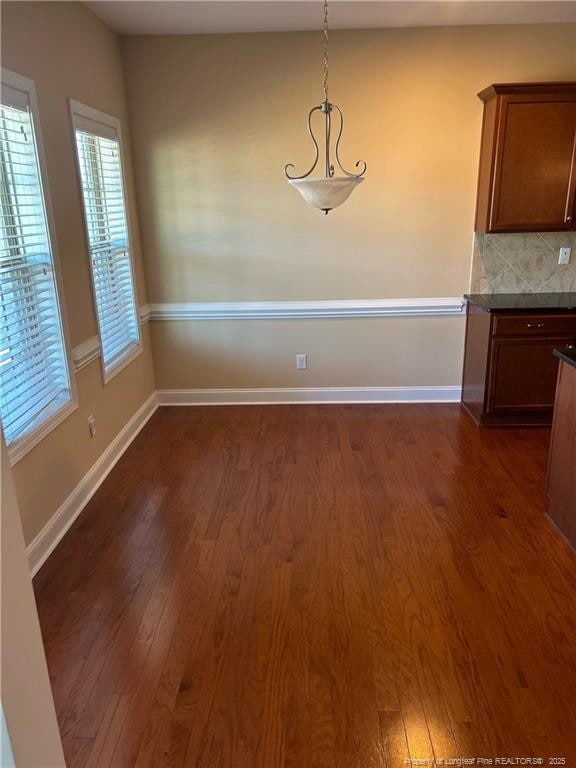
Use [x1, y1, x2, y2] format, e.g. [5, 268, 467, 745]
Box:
[487, 336, 570, 414]
[475, 82, 576, 233]
[461, 295, 576, 426]
[547, 350, 576, 548]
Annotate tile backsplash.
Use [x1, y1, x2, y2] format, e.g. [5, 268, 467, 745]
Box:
[470, 232, 576, 294]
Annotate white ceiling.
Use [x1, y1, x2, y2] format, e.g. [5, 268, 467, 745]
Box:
[85, 1, 576, 35]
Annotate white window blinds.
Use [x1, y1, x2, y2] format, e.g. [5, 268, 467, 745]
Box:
[0, 80, 71, 447]
[72, 106, 140, 380]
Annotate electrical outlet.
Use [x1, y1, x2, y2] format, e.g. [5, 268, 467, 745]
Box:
[559, 247, 571, 265]
[296, 353, 307, 370]
[88, 415, 96, 438]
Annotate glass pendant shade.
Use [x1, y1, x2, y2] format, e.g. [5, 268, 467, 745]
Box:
[289, 176, 364, 212]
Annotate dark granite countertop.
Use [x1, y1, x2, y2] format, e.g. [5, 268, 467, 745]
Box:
[464, 293, 576, 312]
[554, 345, 576, 370]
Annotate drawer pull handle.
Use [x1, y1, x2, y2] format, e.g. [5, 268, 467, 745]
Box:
[526, 322, 545, 328]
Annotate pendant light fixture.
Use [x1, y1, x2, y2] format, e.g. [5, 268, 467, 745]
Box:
[285, 0, 366, 214]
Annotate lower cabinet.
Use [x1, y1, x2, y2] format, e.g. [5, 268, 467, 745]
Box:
[487, 337, 569, 414]
[547, 358, 576, 547]
[461, 303, 576, 426]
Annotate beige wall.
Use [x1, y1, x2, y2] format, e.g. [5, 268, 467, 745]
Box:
[1, 1, 156, 544]
[121, 24, 575, 389]
[151, 316, 462, 389]
[1, 431, 66, 767]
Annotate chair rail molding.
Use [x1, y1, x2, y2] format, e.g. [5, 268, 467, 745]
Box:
[139, 304, 151, 324]
[148, 297, 465, 321]
[71, 305, 151, 372]
[72, 336, 100, 372]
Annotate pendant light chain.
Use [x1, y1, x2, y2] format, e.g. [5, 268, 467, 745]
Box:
[323, 0, 329, 103]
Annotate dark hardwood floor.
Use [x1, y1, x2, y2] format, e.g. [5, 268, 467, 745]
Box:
[33, 405, 576, 767]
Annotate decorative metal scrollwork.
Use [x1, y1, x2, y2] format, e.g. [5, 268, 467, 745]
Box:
[284, 105, 321, 180]
[284, 101, 367, 181]
[332, 104, 367, 178]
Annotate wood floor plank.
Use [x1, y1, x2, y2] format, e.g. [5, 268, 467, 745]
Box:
[33, 404, 576, 766]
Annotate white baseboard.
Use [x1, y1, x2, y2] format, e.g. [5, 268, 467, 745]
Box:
[157, 386, 462, 406]
[26, 393, 158, 577]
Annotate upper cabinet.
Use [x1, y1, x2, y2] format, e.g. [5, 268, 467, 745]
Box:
[475, 83, 576, 233]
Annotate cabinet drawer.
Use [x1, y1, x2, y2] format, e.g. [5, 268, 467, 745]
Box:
[492, 313, 576, 337]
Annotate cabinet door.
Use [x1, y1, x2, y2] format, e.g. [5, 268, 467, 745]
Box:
[486, 337, 572, 413]
[547, 361, 576, 547]
[490, 96, 576, 232]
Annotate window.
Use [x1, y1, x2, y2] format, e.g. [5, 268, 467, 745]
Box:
[0, 70, 75, 460]
[70, 101, 141, 383]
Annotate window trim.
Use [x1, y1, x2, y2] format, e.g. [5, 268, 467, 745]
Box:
[69, 99, 142, 386]
[1, 68, 78, 466]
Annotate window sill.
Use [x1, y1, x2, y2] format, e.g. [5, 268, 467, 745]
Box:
[8, 395, 78, 467]
[102, 341, 143, 385]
